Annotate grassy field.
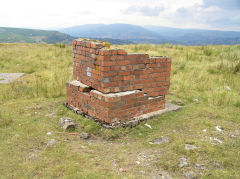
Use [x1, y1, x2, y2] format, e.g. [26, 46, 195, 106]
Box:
[0, 43, 239, 178]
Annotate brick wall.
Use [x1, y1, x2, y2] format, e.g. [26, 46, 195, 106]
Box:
[66, 80, 165, 123]
[72, 39, 171, 97]
[66, 39, 171, 124]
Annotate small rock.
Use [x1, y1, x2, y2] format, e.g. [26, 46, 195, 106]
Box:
[46, 139, 56, 147]
[226, 86, 231, 91]
[58, 117, 76, 131]
[35, 105, 41, 110]
[136, 161, 140, 165]
[119, 168, 126, 172]
[202, 129, 207, 132]
[235, 130, 240, 135]
[47, 132, 52, 135]
[215, 162, 221, 168]
[179, 157, 188, 168]
[196, 164, 205, 169]
[185, 171, 197, 179]
[175, 100, 184, 105]
[231, 134, 236, 138]
[149, 137, 169, 145]
[27, 153, 37, 160]
[80, 132, 89, 139]
[210, 137, 223, 144]
[216, 126, 223, 132]
[185, 144, 197, 150]
[145, 123, 152, 129]
[131, 120, 139, 127]
[194, 98, 199, 103]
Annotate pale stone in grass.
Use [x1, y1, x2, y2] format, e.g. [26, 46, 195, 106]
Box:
[119, 168, 126, 172]
[194, 98, 199, 102]
[185, 144, 197, 150]
[179, 157, 188, 168]
[216, 126, 223, 132]
[235, 130, 240, 135]
[136, 161, 140, 165]
[210, 137, 223, 144]
[226, 86, 231, 91]
[47, 139, 56, 147]
[80, 132, 89, 139]
[47, 132, 52, 135]
[35, 105, 41, 110]
[145, 123, 152, 129]
[149, 137, 169, 145]
[58, 117, 76, 131]
[0, 73, 24, 84]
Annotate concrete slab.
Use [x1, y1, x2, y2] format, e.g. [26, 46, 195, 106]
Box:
[133, 102, 182, 121]
[69, 80, 90, 88]
[64, 101, 182, 129]
[91, 89, 141, 98]
[0, 73, 24, 84]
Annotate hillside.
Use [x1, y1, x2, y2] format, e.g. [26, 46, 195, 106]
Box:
[145, 25, 240, 45]
[60, 23, 240, 45]
[0, 43, 239, 178]
[60, 24, 167, 44]
[0, 27, 74, 44]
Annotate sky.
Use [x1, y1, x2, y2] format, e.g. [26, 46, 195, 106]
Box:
[0, 0, 240, 31]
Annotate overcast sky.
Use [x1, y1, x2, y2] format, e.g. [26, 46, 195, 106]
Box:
[1, 0, 240, 31]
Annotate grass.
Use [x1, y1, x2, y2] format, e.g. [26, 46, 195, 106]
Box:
[0, 43, 239, 178]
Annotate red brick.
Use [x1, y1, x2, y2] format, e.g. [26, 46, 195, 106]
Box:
[118, 71, 131, 76]
[117, 49, 127, 55]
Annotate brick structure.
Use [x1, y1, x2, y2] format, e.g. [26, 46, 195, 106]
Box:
[66, 39, 171, 124]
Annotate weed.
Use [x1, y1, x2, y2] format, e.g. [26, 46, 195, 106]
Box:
[234, 60, 240, 73]
[54, 43, 66, 48]
[203, 46, 213, 56]
[0, 111, 13, 128]
[234, 101, 240, 108]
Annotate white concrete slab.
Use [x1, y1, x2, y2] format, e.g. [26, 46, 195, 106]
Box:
[133, 102, 182, 121]
[0, 73, 24, 84]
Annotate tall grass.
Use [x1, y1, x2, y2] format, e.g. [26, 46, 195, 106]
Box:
[115, 44, 240, 107]
[0, 43, 72, 102]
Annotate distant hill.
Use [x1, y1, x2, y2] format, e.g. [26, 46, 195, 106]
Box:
[60, 24, 240, 45]
[0, 27, 74, 44]
[87, 37, 134, 45]
[2, 25, 240, 45]
[60, 24, 167, 44]
[144, 25, 240, 45]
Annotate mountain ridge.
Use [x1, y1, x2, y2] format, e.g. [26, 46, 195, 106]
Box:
[60, 23, 240, 45]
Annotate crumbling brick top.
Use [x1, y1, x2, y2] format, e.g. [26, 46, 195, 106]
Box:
[72, 39, 171, 97]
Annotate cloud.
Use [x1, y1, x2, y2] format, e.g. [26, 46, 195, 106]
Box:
[202, 0, 240, 11]
[170, 1, 240, 30]
[122, 5, 164, 17]
[0, 0, 239, 31]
